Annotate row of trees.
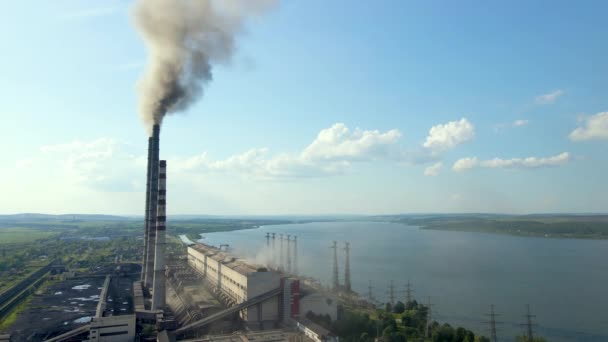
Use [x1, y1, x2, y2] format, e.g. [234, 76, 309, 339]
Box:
[307, 300, 546, 342]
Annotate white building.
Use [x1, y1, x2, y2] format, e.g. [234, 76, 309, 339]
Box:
[87, 315, 136, 342]
[187, 243, 281, 326]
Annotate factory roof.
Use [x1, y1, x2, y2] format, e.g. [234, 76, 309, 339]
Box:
[189, 243, 263, 276]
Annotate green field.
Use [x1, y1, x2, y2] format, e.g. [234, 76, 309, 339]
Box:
[0, 228, 56, 244]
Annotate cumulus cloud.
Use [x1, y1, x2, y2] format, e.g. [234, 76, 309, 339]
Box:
[535, 90, 563, 105]
[423, 162, 443, 177]
[301, 123, 401, 161]
[20, 123, 406, 193]
[174, 123, 403, 179]
[452, 157, 479, 171]
[513, 119, 529, 127]
[569, 112, 608, 141]
[452, 152, 570, 172]
[39, 138, 142, 191]
[423, 118, 475, 152]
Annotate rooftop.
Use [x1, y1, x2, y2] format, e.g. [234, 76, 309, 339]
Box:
[190, 243, 264, 276]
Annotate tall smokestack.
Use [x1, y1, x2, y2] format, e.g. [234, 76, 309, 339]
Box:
[293, 236, 298, 276]
[286, 235, 291, 273]
[271, 233, 276, 269]
[152, 160, 167, 310]
[141, 136, 153, 284]
[145, 124, 160, 288]
[279, 234, 284, 271]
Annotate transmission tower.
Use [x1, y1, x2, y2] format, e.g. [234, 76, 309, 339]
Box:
[387, 280, 395, 305]
[521, 304, 537, 342]
[483, 304, 501, 342]
[331, 241, 339, 290]
[367, 280, 374, 302]
[404, 280, 414, 304]
[265, 232, 270, 248]
[426, 296, 434, 338]
[344, 242, 351, 292]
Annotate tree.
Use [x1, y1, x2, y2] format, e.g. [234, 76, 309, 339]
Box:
[393, 301, 406, 314]
[455, 327, 467, 342]
[475, 336, 490, 342]
[405, 299, 418, 311]
[432, 323, 455, 342]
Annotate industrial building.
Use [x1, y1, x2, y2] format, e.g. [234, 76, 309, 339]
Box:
[187, 243, 282, 326]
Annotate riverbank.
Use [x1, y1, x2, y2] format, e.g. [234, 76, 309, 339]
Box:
[378, 214, 608, 240]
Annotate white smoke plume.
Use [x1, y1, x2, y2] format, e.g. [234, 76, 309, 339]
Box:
[132, 0, 277, 135]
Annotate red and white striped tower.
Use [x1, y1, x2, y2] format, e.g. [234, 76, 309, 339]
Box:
[141, 136, 152, 284]
[152, 160, 167, 310]
[145, 124, 160, 288]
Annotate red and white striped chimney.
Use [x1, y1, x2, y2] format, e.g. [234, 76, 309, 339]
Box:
[141, 136, 152, 285]
[152, 160, 167, 310]
[145, 124, 160, 289]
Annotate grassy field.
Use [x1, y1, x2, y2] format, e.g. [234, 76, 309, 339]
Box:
[0, 228, 56, 244]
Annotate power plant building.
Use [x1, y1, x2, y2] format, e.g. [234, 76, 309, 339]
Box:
[187, 243, 281, 324]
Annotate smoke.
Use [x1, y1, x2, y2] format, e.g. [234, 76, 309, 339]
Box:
[132, 0, 277, 135]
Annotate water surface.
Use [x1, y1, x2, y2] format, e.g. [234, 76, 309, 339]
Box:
[199, 221, 608, 341]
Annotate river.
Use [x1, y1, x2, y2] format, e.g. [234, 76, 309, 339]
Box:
[197, 221, 608, 341]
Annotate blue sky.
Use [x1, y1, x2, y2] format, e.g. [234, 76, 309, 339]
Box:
[1, 0, 607, 215]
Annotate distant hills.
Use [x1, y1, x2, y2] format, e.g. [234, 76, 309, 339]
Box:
[0, 213, 133, 221]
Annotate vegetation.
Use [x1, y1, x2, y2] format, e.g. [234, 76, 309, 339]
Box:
[308, 301, 485, 342]
[378, 214, 608, 239]
[0, 228, 56, 244]
[0, 215, 290, 294]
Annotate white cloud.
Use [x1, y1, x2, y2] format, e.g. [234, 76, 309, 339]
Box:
[513, 119, 529, 127]
[174, 123, 403, 180]
[423, 162, 443, 177]
[535, 90, 564, 105]
[301, 123, 401, 162]
[39, 138, 142, 191]
[569, 112, 608, 141]
[19, 124, 406, 194]
[453, 152, 570, 172]
[452, 157, 479, 171]
[423, 118, 475, 152]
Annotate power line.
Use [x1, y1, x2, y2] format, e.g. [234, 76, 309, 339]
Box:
[483, 304, 502, 342]
[520, 304, 537, 342]
[386, 280, 395, 305]
[404, 280, 414, 304]
[426, 296, 434, 338]
[343, 242, 351, 292]
[330, 241, 339, 290]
